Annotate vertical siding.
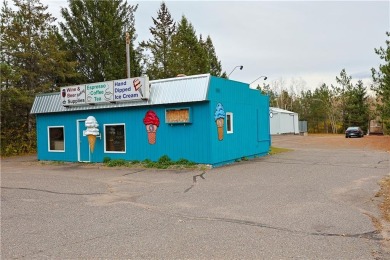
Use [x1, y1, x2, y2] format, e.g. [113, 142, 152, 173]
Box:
[36, 103, 211, 164]
[270, 113, 280, 135]
[35, 76, 270, 166]
[37, 113, 79, 161]
[207, 77, 270, 166]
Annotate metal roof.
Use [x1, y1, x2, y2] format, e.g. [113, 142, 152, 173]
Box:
[270, 107, 297, 114]
[31, 74, 211, 114]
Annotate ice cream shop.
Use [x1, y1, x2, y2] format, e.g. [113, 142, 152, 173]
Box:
[30, 74, 270, 167]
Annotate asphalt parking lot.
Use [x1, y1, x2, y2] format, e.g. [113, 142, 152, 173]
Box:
[2, 135, 390, 259]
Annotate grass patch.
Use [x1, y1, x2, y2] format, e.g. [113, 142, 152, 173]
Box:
[40, 160, 67, 165]
[103, 155, 198, 169]
[268, 146, 292, 155]
[377, 177, 390, 222]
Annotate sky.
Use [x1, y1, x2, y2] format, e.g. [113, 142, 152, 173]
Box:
[41, 0, 389, 92]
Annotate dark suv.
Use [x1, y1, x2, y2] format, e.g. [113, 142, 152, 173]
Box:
[345, 126, 364, 138]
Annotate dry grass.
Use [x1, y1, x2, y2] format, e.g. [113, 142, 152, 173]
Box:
[309, 134, 390, 152]
[378, 177, 390, 223]
[269, 146, 292, 155]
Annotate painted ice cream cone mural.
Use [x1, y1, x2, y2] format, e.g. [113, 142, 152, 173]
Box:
[214, 103, 226, 141]
[143, 110, 160, 144]
[133, 78, 143, 97]
[85, 116, 99, 152]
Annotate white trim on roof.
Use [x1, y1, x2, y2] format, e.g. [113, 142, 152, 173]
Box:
[270, 107, 297, 114]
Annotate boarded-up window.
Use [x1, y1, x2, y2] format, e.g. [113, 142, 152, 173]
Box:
[166, 108, 191, 124]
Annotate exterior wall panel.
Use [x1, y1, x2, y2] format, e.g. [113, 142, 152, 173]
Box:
[33, 74, 270, 167]
[270, 107, 299, 135]
[207, 77, 270, 166]
[36, 102, 211, 164]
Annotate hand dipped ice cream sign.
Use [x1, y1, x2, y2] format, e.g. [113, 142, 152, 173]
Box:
[60, 76, 149, 106]
[113, 77, 147, 101]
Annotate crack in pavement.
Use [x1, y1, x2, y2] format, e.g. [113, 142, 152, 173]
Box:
[264, 159, 388, 169]
[108, 196, 384, 242]
[1, 187, 104, 196]
[173, 214, 383, 241]
[378, 159, 389, 164]
[122, 169, 146, 176]
[184, 171, 206, 193]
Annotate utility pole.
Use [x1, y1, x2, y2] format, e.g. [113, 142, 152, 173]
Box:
[126, 32, 130, 78]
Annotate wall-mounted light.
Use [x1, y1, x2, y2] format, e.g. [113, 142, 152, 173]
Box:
[250, 76, 268, 84]
[227, 65, 244, 78]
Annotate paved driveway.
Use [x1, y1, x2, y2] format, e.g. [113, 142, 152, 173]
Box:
[2, 135, 390, 259]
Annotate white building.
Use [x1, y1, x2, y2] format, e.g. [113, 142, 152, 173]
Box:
[269, 107, 299, 135]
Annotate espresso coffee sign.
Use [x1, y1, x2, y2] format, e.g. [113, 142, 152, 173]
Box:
[85, 81, 114, 104]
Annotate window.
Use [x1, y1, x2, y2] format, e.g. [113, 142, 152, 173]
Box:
[104, 124, 126, 153]
[48, 126, 65, 152]
[165, 108, 191, 124]
[226, 112, 233, 134]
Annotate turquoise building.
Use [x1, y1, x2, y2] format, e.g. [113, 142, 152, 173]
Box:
[30, 74, 270, 167]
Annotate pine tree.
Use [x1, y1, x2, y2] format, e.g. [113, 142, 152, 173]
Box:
[197, 34, 209, 74]
[168, 16, 208, 77]
[202, 35, 222, 76]
[140, 2, 176, 80]
[344, 80, 369, 132]
[1, 0, 77, 92]
[0, 1, 18, 90]
[372, 31, 390, 134]
[336, 68, 353, 131]
[0, 0, 77, 155]
[336, 69, 369, 132]
[59, 0, 140, 82]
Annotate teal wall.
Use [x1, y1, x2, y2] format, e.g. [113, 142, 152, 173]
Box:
[207, 76, 270, 166]
[35, 76, 270, 166]
[36, 102, 212, 164]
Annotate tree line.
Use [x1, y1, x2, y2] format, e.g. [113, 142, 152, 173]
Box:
[0, 0, 223, 156]
[260, 69, 372, 134]
[1, 0, 389, 156]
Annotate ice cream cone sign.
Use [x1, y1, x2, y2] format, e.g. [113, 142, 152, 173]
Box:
[133, 78, 143, 97]
[214, 103, 225, 141]
[143, 110, 160, 145]
[85, 116, 99, 152]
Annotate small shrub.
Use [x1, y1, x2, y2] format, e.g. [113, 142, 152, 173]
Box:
[105, 159, 128, 167]
[176, 158, 196, 166]
[101, 156, 199, 169]
[156, 164, 169, 169]
[143, 159, 152, 164]
[145, 161, 156, 168]
[158, 155, 172, 165]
